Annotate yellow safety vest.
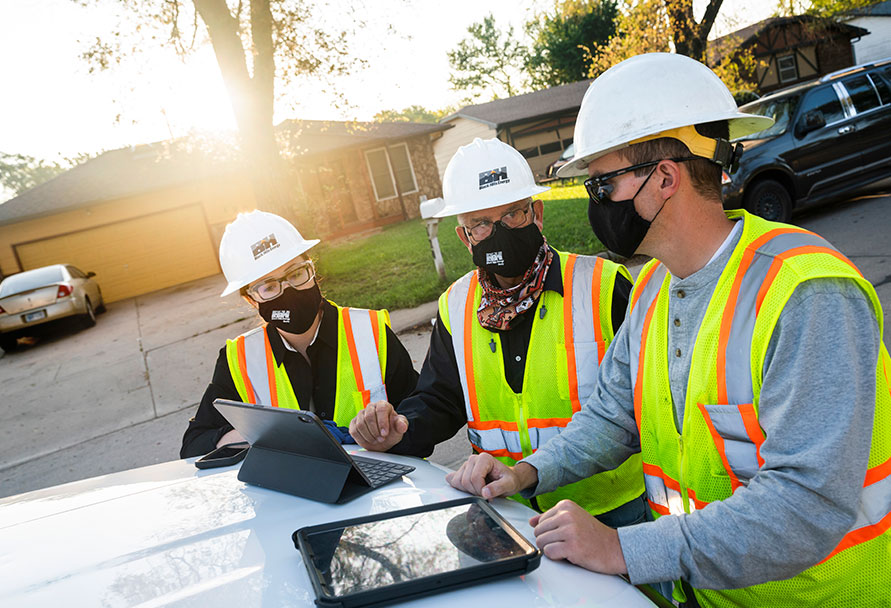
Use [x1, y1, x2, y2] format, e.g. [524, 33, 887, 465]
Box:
[440, 250, 644, 515]
[225, 302, 390, 427]
[628, 210, 891, 607]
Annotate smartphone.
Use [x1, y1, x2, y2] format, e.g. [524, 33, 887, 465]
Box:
[195, 442, 250, 469]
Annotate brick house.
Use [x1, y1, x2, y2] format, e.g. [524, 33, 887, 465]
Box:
[279, 120, 450, 238]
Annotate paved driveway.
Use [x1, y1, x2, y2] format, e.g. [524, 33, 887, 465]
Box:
[2, 190, 889, 498]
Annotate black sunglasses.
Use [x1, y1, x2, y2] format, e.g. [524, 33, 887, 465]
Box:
[584, 157, 698, 204]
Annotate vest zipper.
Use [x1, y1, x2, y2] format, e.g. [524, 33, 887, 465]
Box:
[517, 393, 533, 457]
[679, 435, 691, 514]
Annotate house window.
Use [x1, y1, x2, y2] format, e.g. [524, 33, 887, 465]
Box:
[777, 54, 798, 84]
[364, 143, 418, 201]
[539, 141, 562, 155]
[520, 147, 539, 159]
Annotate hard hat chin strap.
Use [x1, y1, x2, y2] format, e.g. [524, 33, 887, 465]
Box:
[628, 124, 741, 169]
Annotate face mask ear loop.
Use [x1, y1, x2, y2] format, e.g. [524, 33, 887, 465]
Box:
[630, 166, 661, 224]
[649, 195, 670, 225]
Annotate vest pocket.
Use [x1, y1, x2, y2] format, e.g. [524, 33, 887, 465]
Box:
[699, 403, 764, 484]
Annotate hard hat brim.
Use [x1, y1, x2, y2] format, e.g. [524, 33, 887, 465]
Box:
[433, 184, 551, 218]
[555, 112, 775, 179]
[219, 238, 320, 297]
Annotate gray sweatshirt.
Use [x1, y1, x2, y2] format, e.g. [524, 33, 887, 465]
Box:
[522, 218, 880, 589]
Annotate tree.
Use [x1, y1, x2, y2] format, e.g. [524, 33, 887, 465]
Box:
[75, 0, 363, 217]
[447, 13, 529, 101]
[587, 1, 761, 94]
[665, 0, 725, 63]
[525, 0, 618, 88]
[373, 105, 454, 124]
[0, 152, 93, 197]
[587, 0, 673, 76]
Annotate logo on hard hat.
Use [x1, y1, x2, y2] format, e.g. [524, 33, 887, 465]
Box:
[479, 167, 509, 190]
[486, 251, 504, 266]
[251, 233, 280, 260]
[271, 310, 290, 322]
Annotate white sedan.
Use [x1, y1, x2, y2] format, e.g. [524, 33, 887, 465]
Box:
[0, 263, 105, 351]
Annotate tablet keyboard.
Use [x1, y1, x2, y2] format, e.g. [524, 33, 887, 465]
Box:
[352, 456, 415, 488]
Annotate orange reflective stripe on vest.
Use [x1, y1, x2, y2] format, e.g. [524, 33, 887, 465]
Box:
[238, 328, 277, 406]
[591, 256, 606, 363]
[563, 254, 581, 413]
[341, 307, 387, 406]
[236, 333, 256, 403]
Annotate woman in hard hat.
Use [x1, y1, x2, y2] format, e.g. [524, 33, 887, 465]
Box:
[349, 137, 647, 530]
[180, 210, 419, 458]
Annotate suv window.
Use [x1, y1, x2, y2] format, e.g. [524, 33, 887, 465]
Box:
[842, 74, 881, 113]
[736, 94, 801, 140]
[870, 70, 891, 105]
[800, 86, 845, 125]
[67, 266, 86, 279]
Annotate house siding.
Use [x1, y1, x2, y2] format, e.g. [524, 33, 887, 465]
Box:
[847, 17, 891, 63]
[433, 117, 496, 180]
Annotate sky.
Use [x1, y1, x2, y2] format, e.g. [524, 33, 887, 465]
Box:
[0, 0, 781, 186]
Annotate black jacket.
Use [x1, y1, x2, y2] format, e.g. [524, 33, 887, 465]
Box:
[180, 299, 419, 458]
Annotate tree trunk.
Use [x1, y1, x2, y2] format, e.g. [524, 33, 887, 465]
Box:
[665, 0, 724, 63]
[192, 0, 293, 218]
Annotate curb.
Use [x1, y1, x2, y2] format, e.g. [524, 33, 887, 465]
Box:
[389, 301, 439, 334]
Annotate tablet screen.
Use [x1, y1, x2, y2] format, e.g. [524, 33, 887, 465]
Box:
[303, 502, 533, 596]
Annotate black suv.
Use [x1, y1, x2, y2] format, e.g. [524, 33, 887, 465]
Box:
[722, 57, 891, 222]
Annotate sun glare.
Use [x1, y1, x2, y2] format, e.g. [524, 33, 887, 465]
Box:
[152, 49, 239, 137]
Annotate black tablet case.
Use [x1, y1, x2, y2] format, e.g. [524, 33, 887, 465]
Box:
[213, 399, 401, 504]
[293, 497, 542, 608]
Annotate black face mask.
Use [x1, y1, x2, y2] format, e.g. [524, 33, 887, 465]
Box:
[587, 168, 661, 259]
[471, 222, 544, 278]
[258, 283, 322, 334]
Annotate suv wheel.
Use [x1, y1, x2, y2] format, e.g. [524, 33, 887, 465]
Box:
[745, 179, 792, 223]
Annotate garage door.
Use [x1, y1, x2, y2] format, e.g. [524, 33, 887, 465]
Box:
[15, 205, 219, 303]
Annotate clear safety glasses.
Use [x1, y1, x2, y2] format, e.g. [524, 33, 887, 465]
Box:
[246, 259, 315, 302]
[584, 157, 697, 204]
[461, 201, 534, 242]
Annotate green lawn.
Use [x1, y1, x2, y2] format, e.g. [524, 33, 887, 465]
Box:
[316, 182, 601, 310]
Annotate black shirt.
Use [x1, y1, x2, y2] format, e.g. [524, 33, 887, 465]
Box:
[390, 252, 632, 458]
[180, 299, 420, 458]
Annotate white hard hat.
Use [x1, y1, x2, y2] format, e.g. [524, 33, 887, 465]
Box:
[218, 210, 320, 297]
[435, 138, 550, 218]
[556, 53, 775, 178]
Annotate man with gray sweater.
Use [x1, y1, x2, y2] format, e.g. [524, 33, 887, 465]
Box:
[446, 53, 891, 607]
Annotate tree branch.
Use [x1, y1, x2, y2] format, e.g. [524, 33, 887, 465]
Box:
[698, 0, 725, 42]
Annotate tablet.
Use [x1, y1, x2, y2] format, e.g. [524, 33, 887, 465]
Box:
[293, 497, 541, 607]
[213, 399, 414, 503]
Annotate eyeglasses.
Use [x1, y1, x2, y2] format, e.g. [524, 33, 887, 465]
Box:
[584, 157, 697, 204]
[461, 202, 534, 242]
[245, 260, 315, 302]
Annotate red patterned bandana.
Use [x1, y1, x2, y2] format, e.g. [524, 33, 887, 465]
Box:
[477, 240, 554, 331]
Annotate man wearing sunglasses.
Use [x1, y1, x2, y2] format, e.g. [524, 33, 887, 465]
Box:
[445, 54, 891, 606]
[180, 210, 418, 458]
[350, 138, 647, 529]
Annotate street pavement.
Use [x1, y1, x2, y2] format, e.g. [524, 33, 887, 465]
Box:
[1, 190, 889, 498]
